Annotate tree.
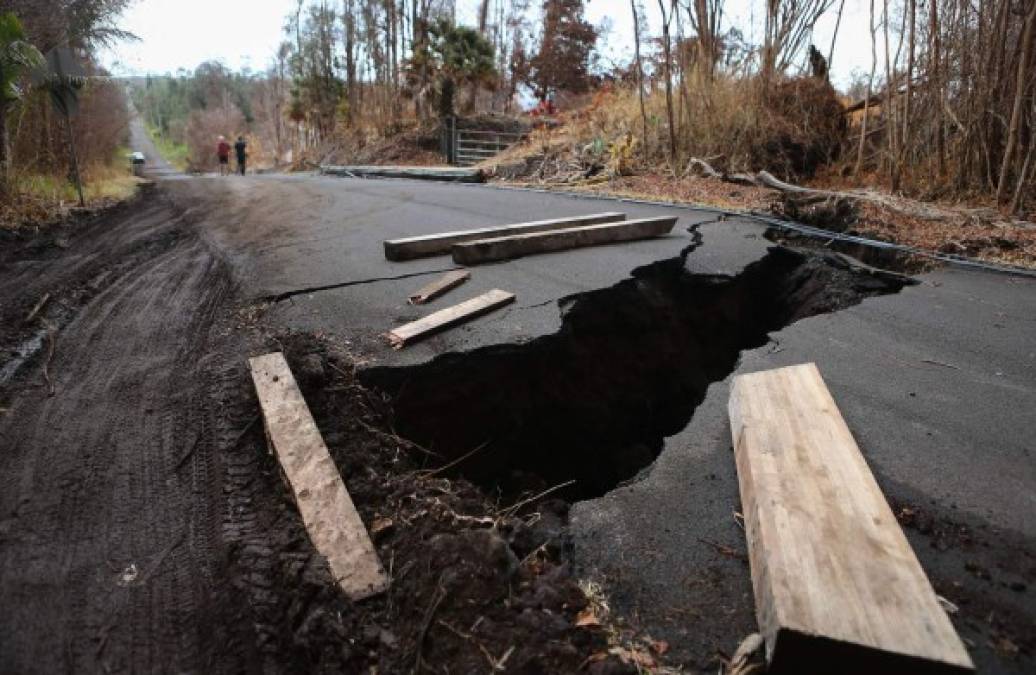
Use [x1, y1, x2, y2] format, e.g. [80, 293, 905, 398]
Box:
[996, 0, 1036, 205]
[657, 0, 677, 161]
[630, 1, 648, 147]
[684, 0, 723, 82]
[854, 0, 877, 177]
[528, 0, 597, 99]
[0, 12, 42, 179]
[761, 0, 836, 79]
[414, 19, 497, 118]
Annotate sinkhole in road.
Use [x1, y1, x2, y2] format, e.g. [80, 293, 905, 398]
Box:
[361, 246, 912, 502]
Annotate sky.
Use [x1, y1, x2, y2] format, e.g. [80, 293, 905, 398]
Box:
[102, 0, 876, 89]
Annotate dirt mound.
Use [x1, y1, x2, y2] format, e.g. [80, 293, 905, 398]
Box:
[456, 114, 529, 134]
[323, 122, 444, 166]
[753, 77, 847, 179]
[231, 332, 629, 674]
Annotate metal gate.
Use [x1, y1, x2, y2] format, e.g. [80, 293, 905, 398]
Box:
[442, 118, 526, 166]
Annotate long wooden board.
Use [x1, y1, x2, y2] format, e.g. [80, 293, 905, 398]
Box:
[407, 269, 471, 305]
[728, 363, 973, 674]
[386, 289, 515, 348]
[383, 212, 626, 261]
[249, 352, 389, 600]
[451, 216, 678, 265]
[322, 164, 485, 183]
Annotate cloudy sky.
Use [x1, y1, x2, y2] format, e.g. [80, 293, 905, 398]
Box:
[101, 0, 875, 88]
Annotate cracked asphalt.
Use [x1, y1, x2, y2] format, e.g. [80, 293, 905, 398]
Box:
[148, 150, 1036, 672]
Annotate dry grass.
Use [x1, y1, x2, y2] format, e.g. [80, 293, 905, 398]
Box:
[322, 120, 445, 166]
[507, 172, 1036, 269]
[0, 159, 144, 230]
[485, 79, 1035, 270]
[489, 76, 844, 182]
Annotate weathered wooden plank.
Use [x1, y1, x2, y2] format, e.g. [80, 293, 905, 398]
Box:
[451, 216, 677, 265]
[321, 165, 485, 183]
[383, 212, 626, 261]
[249, 352, 389, 600]
[728, 363, 973, 675]
[386, 289, 515, 348]
[407, 270, 471, 305]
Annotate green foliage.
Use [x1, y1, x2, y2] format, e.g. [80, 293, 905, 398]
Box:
[411, 19, 497, 117]
[0, 12, 43, 105]
[282, 2, 342, 135]
[144, 123, 189, 171]
[428, 20, 497, 86]
[130, 62, 262, 143]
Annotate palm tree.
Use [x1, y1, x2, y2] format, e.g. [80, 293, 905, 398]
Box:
[426, 19, 497, 118]
[0, 12, 43, 180]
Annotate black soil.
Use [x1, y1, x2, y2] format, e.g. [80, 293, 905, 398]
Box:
[238, 334, 623, 674]
[0, 187, 628, 674]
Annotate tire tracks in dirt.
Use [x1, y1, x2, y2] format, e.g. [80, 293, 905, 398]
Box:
[0, 189, 252, 673]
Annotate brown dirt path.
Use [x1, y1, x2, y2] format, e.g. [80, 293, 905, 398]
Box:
[0, 188, 248, 672]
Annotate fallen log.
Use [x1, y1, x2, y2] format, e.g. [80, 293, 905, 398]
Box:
[728, 363, 973, 674]
[386, 289, 515, 348]
[685, 157, 724, 179]
[407, 270, 471, 305]
[686, 157, 970, 224]
[384, 212, 626, 261]
[754, 170, 813, 193]
[451, 216, 677, 265]
[321, 164, 485, 183]
[249, 352, 389, 600]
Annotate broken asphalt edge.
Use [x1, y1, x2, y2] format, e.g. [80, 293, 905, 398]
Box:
[449, 181, 1036, 279]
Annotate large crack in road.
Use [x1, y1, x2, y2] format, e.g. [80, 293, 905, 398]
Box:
[362, 244, 912, 501]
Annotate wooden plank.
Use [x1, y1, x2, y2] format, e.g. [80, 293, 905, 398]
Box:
[321, 165, 485, 183]
[383, 212, 626, 261]
[386, 289, 515, 348]
[451, 216, 678, 265]
[728, 363, 973, 675]
[407, 269, 471, 305]
[249, 352, 389, 600]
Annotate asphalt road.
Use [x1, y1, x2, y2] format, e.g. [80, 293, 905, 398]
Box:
[126, 104, 1036, 673]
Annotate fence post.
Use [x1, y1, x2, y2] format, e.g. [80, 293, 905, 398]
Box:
[451, 116, 458, 165]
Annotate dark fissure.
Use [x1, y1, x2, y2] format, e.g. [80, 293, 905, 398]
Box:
[361, 245, 911, 502]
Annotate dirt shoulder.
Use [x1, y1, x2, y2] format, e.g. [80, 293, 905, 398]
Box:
[0, 184, 639, 673]
[490, 173, 1036, 271]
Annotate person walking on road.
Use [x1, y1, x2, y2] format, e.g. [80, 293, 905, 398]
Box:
[217, 136, 231, 176]
[234, 136, 248, 176]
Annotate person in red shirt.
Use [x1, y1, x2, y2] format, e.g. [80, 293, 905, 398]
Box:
[216, 136, 231, 175]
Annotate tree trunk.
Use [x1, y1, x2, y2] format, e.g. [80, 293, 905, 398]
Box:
[827, 0, 846, 69]
[929, 0, 943, 177]
[900, 0, 915, 179]
[657, 0, 678, 163]
[855, 0, 878, 177]
[995, 0, 1036, 204]
[1009, 120, 1034, 215]
[344, 0, 357, 123]
[631, 0, 648, 151]
[882, 0, 899, 191]
[63, 112, 85, 207]
[0, 100, 10, 181]
[478, 0, 490, 34]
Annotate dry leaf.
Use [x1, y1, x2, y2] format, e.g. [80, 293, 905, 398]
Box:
[609, 646, 656, 668]
[575, 607, 601, 627]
